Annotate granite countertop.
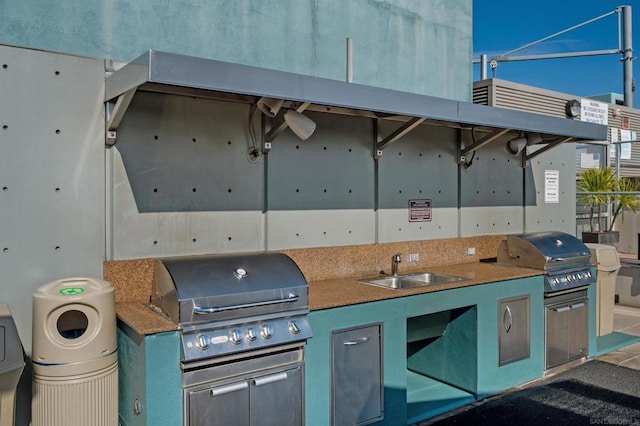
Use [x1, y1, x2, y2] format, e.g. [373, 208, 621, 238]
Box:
[309, 262, 542, 310]
[116, 262, 542, 335]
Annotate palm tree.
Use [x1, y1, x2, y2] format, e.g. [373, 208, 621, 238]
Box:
[609, 177, 640, 231]
[576, 166, 616, 232]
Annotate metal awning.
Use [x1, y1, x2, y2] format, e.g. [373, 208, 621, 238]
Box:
[104, 50, 607, 164]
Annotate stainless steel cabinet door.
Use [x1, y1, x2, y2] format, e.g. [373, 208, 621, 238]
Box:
[545, 298, 588, 369]
[332, 324, 383, 426]
[498, 295, 530, 366]
[250, 366, 303, 426]
[188, 380, 250, 426]
[567, 300, 588, 361]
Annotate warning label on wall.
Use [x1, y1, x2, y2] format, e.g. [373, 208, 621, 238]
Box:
[409, 199, 432, 222]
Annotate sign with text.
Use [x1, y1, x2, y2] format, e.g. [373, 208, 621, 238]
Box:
[408, 199, 431, 222]
[544, 170, 559, 204]
[580, 99, 608, 125]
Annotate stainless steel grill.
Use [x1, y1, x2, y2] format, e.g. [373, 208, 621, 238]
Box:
[497, 231, 593, 370]
[150, 252, 312, 426]
[151, 252, 311, 362]
[497, 231, 593, 294]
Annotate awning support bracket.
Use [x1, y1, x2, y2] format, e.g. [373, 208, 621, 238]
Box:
[105, 88, 137, 146]
[522, 136, 574, 167]
[374, 117, 426, 159]
[458, 128, 510, 163]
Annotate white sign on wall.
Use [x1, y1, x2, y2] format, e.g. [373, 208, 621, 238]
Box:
[544, 170, 560, 203]
[610, 127, 619, 158]
[609, 127, 635, 159]
[620, 129, 632, 160]
[580, 99, 608, 125]
[580, 152, 598, 169]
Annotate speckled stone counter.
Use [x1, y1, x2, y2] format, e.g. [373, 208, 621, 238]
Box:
[112, 261, 541, 335]
[106, 235, 542, 335]
[116, 302, 178, 334]
[308, 262, 542, 311]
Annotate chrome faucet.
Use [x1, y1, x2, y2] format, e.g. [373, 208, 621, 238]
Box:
[391, 253, 402, 276]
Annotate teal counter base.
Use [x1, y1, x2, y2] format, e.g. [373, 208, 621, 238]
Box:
[594, 331, 640, 357]
[117, 321, 182, 426]
[306, 276, 546, 426]
[406, 370, 475, 424]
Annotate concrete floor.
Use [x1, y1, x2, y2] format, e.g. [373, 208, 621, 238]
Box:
[597, 304, 640, 370]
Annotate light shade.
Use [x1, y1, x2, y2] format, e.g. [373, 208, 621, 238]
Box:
[507, 136, 527, 155]
[284, 110, 316, 140]
[257, 97, 283, 117]
[527, 132, 543, 145]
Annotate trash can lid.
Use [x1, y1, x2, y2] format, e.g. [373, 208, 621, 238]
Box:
[34, 277, 113, 299]
[585, 243, 621, 270]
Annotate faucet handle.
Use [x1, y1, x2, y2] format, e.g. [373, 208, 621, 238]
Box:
[393, 253, 402, 263]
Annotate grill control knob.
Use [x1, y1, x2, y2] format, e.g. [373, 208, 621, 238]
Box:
[246, 328, 257, 341]
[288, 321, 300, 335]
[260, 324, 273, 339]
[230, 329, 243, 345]
[194, 334, 209, 351]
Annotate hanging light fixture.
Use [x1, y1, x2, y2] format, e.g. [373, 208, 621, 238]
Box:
[284, 110, 316, 140]
[256, 97, 284, 117]
[507, 133, 528, 155]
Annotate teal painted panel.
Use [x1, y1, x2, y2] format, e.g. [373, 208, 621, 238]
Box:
[1, 0, 472, 100]
[307, 298, 408, 426]
[307, 276, 546, 424]
[117, 324, 147, 426]
[117, 325, 182, 426]
[407, 306, 478, 393]
[145, 331, 182, 426]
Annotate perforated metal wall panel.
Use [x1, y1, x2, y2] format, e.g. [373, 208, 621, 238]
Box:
[110, 148, 265, 259]
[0, 46, 105, 353]
[265, 111, 375, 249]
[377, 122, 458, 242]
[267, 111, 374, 210]
[525, 143, 576, 234]
[115, 92, 264, 212]
[459, 133, 524, 236]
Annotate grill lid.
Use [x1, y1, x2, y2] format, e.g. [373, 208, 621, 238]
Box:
[497, 231, 591, 273]
[151, 252, 308, 325]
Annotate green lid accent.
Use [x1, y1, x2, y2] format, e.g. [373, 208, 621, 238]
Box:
[59, 287, 84, 296]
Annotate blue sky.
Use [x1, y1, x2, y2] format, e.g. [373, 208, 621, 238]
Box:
[473, 1, 639, 104]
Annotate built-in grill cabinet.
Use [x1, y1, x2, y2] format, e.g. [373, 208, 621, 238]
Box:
[149, 252, 312, 426]
[497, 231, 593, 370]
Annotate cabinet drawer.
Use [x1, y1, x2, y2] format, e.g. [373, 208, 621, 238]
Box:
[331, 323, 383, 426]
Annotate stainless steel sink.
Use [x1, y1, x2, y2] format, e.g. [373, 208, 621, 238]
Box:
[401, 272, 467, 285]
[360, 272, 467, 290]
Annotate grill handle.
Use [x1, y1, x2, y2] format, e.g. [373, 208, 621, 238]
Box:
[193, 293, 300, 315]
[548, 255, 589, 262]
[210, 382, 248, 397]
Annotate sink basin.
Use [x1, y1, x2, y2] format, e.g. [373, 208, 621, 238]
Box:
[402, 272, 467, 285]
[360, 272, 467, 290]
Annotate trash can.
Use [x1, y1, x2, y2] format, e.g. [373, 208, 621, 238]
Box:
[0, 304, 25, 426]
[586, 243, 621, 336]
[31, 278, 117, 426]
